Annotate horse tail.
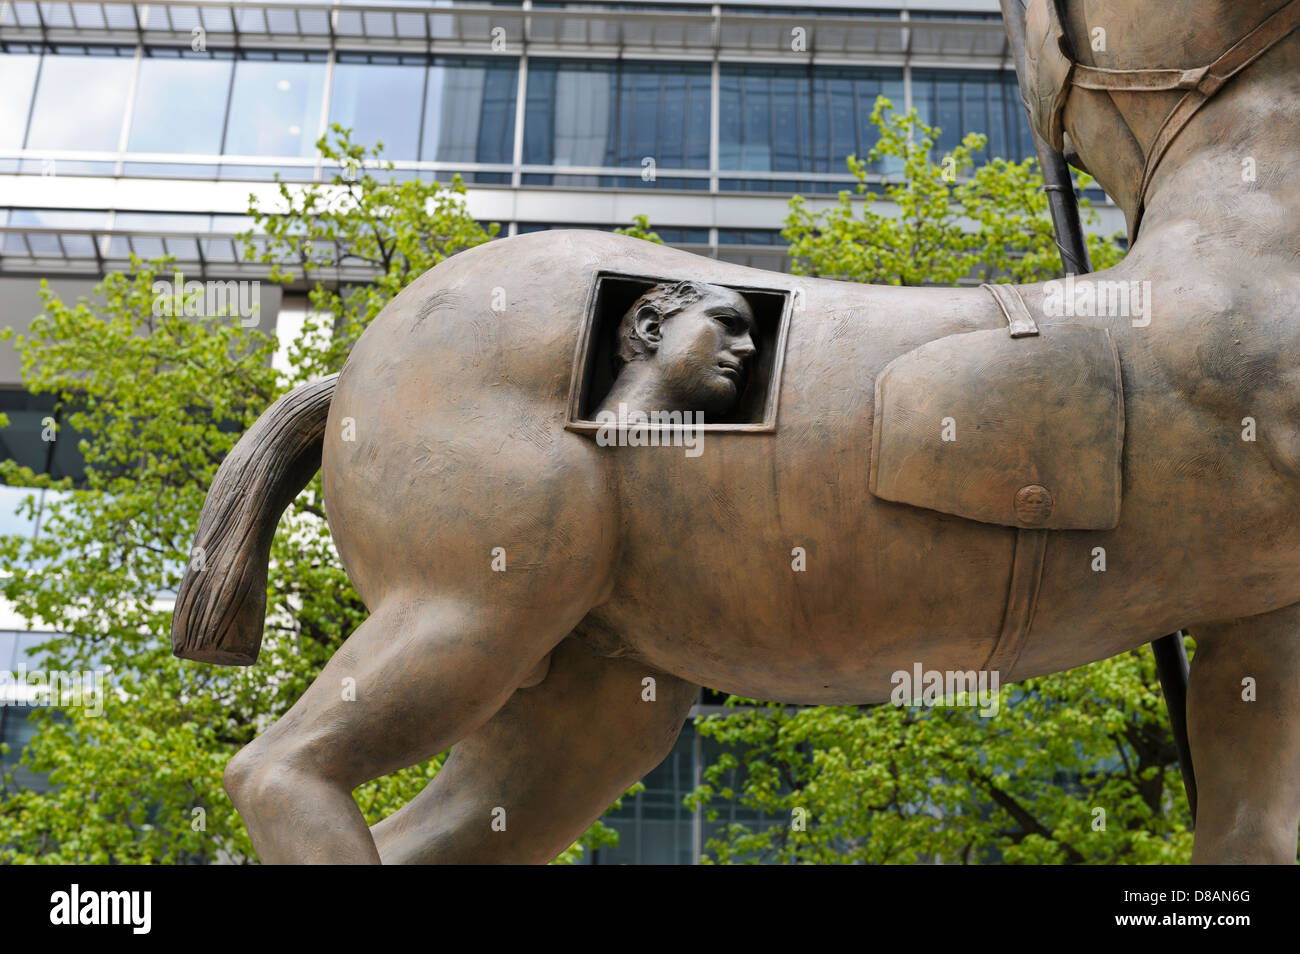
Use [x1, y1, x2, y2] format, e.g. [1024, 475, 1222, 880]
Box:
[170, 374, 337, 666]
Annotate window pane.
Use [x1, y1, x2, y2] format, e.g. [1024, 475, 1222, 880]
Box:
[523, 61, 614, 174]
[113, 211, 212, 231]
[329, 54, 426, 160]
[422, 57, 518, 166]
[525, 60, 706, 188]
[3, 209, 107, 255]
[718, 65, 808, 191]
[224, 53, 327, 157]
[8, 210, 108, 227]
[128, 50, 233, 154]
[719, 66, 810, 173]
[0, 391, 87, 482]
[0, 53, 41, 149]
[810, 67, 904, 177]
[0, 486, 38, 540]
[612, 62, 710, 169]
[26, 49, 135, 151]
[720, 64, 904, 192]
[911, 69, 1034, 163]
[108, 212, 213, 258]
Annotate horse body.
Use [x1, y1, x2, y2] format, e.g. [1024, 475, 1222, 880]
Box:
[322, 228, 1300, 705]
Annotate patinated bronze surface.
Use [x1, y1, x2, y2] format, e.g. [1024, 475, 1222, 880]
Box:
[172, 0, 1300, 864]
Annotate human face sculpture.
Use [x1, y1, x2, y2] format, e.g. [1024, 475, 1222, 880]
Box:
[651, 286, 758, 417]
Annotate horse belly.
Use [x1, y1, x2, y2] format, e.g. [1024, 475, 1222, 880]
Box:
[591, 423, 1019, 704]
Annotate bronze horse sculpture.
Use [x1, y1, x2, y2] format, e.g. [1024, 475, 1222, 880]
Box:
[171, 0, 1300, 863]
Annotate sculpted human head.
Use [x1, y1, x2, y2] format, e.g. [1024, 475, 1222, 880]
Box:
[611, 280, 758, 418]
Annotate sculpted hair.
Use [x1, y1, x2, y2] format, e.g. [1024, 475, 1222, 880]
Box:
[614, 280, 709, 366]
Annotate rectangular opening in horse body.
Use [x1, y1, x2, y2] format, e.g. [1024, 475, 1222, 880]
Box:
[565, 271, 792, 434]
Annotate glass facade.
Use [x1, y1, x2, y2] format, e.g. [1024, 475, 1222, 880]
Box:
[0, 42, 1031, 188]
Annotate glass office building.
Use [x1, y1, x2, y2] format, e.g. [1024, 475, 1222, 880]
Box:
[0, 0, 1118, 863]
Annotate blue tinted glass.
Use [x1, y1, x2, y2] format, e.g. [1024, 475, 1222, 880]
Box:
[330, 55, 425, 160]
[0, 391, 87, 482]
[128, 52, 233, 154]
[422, 58, 518, 164]
[769, 73, 806, 171]
[722, 66, 803, 171]
[720, 64, 903, 179]
[717, 229, 782, 245]
[912, 69, 1034, 162]
[987, 81, 1008, 159]
[1007, 74, 1035, 159]
[224, 55, 327, 157]
[523, 61, 615, 171]
[0, 53, 41, 149]
[522, 63, 556, 166]
[0, 703, 52, 793]
[26, 50, 135, 151]
[613, 63, 710, 168]
[524, 60, 708, 179]
[938, 78, 961, 155]
[813, 68, 904, 174]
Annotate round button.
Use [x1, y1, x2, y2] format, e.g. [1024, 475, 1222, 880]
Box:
[1014, 484, 1054, 526]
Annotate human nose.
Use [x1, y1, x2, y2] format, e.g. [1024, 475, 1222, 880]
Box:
[731, 333, 757, 359]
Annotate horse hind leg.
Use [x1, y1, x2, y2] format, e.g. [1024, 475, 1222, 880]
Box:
[370, 631, 699, 864]
[1187, 602, 1300, 863]
[222, 595, 591, 863]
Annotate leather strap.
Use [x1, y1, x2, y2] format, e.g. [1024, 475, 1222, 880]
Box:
[981, 282, 1039, 338]
[1072, 64, 1212, 93]
[983, 527, 1049, 678]
[1128, 0, 1300, 243]
[977, 281, 1049, 679]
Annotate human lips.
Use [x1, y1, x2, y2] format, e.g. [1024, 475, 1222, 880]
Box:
[717, 358, 744, 383]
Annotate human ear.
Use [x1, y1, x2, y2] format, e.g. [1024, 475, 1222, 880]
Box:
[632, 304, 664, 353]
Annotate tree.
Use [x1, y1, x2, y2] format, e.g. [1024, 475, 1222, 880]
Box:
[0, 128, 623, 863]
[783, 97, 1125, 285]
[681, 99, 1193, 864]
[614, 214, 664, 246]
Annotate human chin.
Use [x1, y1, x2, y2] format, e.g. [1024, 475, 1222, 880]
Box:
[683, 372, 738, 416]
